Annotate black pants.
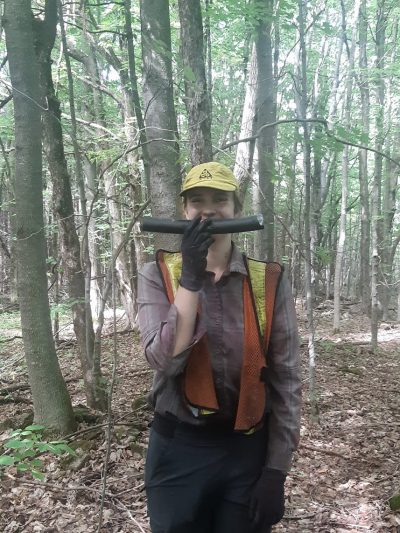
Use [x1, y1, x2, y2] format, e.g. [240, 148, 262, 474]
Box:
[145, 415, 272, 533]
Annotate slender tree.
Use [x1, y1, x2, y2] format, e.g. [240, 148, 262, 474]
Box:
[297, 0, 318, 420]
[140, 0, 180, 250]
[35, 0, 106, 410]
[333, 0, 360, 332]
[254, 0, 276, 261]
[234, 43, 258, 201]
[3, 0, 76, 433]
[371, 0, 387, 350]
[178, 0, 213, 165]
[358, 0, 371, 315]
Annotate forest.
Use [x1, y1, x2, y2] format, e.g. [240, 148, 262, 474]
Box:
[0, 0, 399, 531]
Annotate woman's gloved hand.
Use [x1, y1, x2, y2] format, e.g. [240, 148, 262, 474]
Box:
[249, 468, 286, 529]
[179, 217, 214, 291]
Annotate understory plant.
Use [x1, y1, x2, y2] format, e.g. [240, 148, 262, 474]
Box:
[0, 424, 76, 480]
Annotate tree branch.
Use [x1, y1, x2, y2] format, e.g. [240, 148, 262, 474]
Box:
[64, 19, 126, 37]
[0, 94, 13, 109]
[218, 118, 400, 168]
[61, 113, 121, 139]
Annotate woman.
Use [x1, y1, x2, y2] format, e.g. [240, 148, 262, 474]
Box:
[138, 162, 301, 533]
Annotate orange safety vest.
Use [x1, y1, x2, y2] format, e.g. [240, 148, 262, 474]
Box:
[156, 250, 282, 432]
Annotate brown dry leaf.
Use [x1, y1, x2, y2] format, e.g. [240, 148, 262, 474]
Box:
[1, 313, 399, 532]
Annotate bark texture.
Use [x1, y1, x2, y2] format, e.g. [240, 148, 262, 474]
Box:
[178, 0, 213, 165]
[4, 0, 76, 433]
[255, 0, 276, 261]
[140, 0, 181, 251]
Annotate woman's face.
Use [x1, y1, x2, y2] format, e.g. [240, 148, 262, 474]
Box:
[183, 187, 236, 221]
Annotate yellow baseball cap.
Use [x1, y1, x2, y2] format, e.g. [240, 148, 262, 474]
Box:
[180, 162, 238, 196]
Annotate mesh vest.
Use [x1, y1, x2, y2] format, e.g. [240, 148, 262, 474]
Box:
[156, 250, 282, 432]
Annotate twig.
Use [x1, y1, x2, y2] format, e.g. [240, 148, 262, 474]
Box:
[5, 474, 113, 497]
[97, 223, 119, 533]
[0, 377, 79, 396]
[113, 500, 147, 533]
[114, 483, 145, 497]
[0, 354, 25, 371]
[0, 383, 31, 395]
[301, 444, 349, 459]
[0, 335, 23, 344]
[130, 369, 153, 377]
[284, 513, 316, 520]
[0, 396, 31, 405]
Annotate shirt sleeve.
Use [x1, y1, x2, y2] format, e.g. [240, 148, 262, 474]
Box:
[137, 261, 206, 376]
[265, 271, 302, 473]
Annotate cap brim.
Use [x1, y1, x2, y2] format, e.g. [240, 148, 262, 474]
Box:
[180, 183, 237, 196]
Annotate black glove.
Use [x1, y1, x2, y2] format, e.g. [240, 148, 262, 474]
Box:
[179, 217, 214, 291]
[249, 468, 286, 529]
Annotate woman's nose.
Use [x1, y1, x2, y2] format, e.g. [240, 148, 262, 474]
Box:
[201, 205, 216, 217]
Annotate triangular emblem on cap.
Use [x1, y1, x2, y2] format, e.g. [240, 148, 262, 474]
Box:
[199, 169, 212, 180]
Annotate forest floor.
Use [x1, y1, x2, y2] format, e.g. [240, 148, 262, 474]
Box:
[0, 305, 399, 532]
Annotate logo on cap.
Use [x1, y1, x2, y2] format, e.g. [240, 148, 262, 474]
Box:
[199, 169, 212, 180]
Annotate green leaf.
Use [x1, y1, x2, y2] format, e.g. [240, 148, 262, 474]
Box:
[18, 449, 36, 460]
[42, 444, 63, 455]
[24, 424, 45, 432]
[31, 470, 45, 481]
[4, 439, 26, 449]
[389, 493, 400, 511]
[53, 443, 77, 456]
[0, 456, 15, 466]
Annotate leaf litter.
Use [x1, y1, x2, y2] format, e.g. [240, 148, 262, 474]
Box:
[0, 310, 399, 532]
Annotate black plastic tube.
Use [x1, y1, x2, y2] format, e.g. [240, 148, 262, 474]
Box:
[140, 214, 264, 234]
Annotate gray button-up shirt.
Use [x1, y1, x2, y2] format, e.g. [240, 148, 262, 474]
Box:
[137, 244, 301, 472]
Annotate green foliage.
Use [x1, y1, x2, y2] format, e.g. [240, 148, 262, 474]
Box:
[0, 425, 76, 481]
[389, 493, 400, 511]
[50, 300, 79, 318]
[0, 310, 21, 331]
[315, 246, 333, 267]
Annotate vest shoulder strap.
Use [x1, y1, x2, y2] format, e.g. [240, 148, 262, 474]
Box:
[156, 250, 182, 303]
[246, 257, 283, 349]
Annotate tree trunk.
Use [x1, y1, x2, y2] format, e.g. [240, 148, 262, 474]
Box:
[234, 43, 258, 201]
[75, 7, 138, 328]
[96, 39, 149, 278]
[297, 0, 318, 422]
[36, 1, 106, 411]
[333, 0, 360, 332]
[381, 20, 398, 320]
[358, 0, 371, 315]
[60, 10, 103, 321]
[178, 0, 212, 165]
[255, 0, 276, 261]
[140, 0, 181, 251]
[371, 1, 387, 350]
[3, 0, 76, 433]
[124, 0, 151, 192]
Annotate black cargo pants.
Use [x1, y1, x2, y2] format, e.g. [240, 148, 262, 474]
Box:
[145, 414, 272, 533]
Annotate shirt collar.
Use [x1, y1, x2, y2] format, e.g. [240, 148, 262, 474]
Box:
[228, 242, 248, 276]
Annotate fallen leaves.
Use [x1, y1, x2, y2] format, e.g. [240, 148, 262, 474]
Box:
[0, 312, 399, 532]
